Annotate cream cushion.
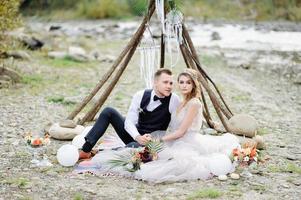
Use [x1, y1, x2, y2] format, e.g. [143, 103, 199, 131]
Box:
[228, 114, 258, 138]
[49, 123, 85, 140]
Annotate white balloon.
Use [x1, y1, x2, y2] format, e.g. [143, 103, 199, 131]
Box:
[57, 144, 79, 167]
[72, 134, 86, 149]
[208, 154, 232, 176]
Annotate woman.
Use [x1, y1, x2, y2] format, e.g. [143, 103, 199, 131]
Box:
[91, 69, 240, 183]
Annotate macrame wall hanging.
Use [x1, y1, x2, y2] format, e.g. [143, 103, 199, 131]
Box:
[155, 0, 165, 34]
[138, 25, 160, 89]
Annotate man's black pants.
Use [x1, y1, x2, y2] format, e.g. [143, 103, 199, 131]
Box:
[82, 107, 136, 152]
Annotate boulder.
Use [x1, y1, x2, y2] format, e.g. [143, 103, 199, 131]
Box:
[49, 25, 62, 31]
[49, 123, 85, 140]
[21, 36, 44, 50]
[211, 31, 221, 40]
[0, 80, 10, 88]
[236, 135, 257, 147]
[68, 46, 89, 62]
[230, 173, 240, 180]
[59, 119, 77, 128]
[254, 135, 266, 150]
[228, 114, 258, 138]
[6, 50, 31, 60]
[236, 135, 266, 150]
[48, 51, 68, 59]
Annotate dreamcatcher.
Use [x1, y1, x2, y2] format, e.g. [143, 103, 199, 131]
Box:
[165, 8, 183, 68]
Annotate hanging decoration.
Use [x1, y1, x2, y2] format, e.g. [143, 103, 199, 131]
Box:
[155, 0, 165, 34]
[165, 8, 184, 68]
[138, 25, 160, 89]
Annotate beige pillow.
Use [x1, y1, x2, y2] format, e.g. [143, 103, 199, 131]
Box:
[228, 114, 258, 138]
[49, 123, 85, 140]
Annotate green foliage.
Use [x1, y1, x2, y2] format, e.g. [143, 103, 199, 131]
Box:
[2, 177, 30, 188]
[19, 0, 301, 21]
[268, 162, 301, 174]
[21, 74, 44, 86]
[0, 0, 21, 51]
[187, 188, 223, 199]
[257, 127, 269, 135]
[42, 57, 84, 68]
[73, 193, 84, 200]
[127, 0, 148, 16]
[77, 0, 129, 19]
[47, 96, 76, 106]
[0, 0, 21, 33]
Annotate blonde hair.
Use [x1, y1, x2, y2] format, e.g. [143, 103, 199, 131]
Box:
[177, 69, 201, 101]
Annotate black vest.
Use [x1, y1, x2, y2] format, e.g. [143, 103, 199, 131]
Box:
[136, 89, 172, 134]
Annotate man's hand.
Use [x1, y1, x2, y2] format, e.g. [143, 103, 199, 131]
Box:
[135, 134, 152, 145]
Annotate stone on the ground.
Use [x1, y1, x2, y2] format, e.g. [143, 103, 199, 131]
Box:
[0, 80, 10, 88]
[254, 135, 266, 150]
[99, 54, 115, 63]
[48, 51, 68, 59]
[229, 114, 258, 137]
[211, 31, 221, 40]
[0, 75, 11, 82]
[68, 46, 89, 62]
[89, 50, 100, 60]
[49, 123, 84, 140]
[49, 25, 62, 31]
[6, 50, 31, 60]
[21, 36, 44, 50]
[230, 173, 240, 180]
[236, 135, 257, 147]
[218, 175, 228, 181]
[59, 119, 77, 128]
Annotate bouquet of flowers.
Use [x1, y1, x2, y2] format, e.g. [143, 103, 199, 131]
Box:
[230, 142, 259, 167]
[109, 140, 163, 172]
[24, 132, 51, 147]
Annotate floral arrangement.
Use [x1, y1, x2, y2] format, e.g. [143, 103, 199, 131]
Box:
[230, 142, 259, 167]
[109, 140, 163, 172]
[24, 132, 51, 147]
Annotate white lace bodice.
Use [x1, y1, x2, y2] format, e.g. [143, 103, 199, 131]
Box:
[168, 98, 203, 135]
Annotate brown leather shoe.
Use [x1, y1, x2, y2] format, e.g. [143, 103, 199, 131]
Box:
[79, 150, 92, 160]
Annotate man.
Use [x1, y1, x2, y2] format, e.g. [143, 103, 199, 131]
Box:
[79, 68, 180, 159]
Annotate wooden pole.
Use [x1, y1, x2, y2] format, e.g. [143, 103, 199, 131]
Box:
[160, 3, 168, 68]
[68, 0, 155, 121]
[179, 42, 214, 128]
[182, 27, 214, 126]
[180, 44, 192, 68]
[78, 1, 156, 124]
[182, 24, 200, 63]
[182, 29, 233, 117]
[181, 41, 233, 119]
[180, 39, 231, 130]
[160, 33, 165, 68]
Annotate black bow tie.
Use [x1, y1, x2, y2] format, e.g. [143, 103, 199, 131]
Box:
[153, 95, 166, 102]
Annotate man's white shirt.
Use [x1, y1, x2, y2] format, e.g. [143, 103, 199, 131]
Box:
[124, 90, 180, 140]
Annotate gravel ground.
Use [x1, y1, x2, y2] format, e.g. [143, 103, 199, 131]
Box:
[0, 19, 300, 200]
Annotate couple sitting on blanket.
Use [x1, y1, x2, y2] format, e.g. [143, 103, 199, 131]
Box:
[79, 68, 240, 183]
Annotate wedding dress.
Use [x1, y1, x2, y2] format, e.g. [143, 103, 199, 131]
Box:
[91, 98, 240, 183]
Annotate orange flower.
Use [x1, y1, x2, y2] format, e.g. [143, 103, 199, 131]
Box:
[250, 147, 257, 157]
[31, 138, 42, 146]
[232, 148, 240, 156]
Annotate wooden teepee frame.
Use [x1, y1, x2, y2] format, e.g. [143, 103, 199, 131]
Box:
[67, 0, 234, 131]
